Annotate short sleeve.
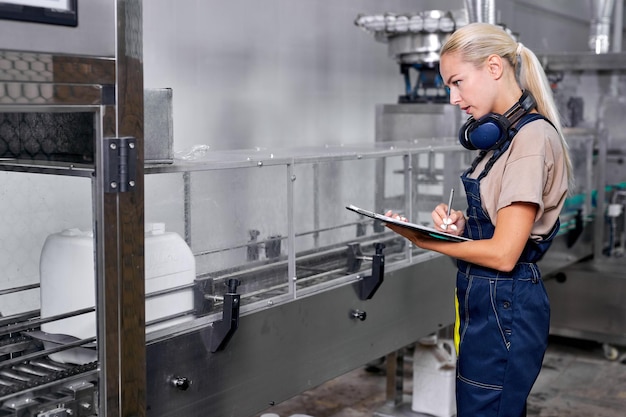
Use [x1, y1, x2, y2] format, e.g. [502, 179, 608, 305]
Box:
[473, 118, 568, 237]
[498, 151, 546, 218]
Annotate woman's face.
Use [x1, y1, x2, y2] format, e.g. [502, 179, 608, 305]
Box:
[440, 51, 498, 119]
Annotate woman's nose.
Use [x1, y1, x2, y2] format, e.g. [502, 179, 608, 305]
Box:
[448, 89, 460, 106]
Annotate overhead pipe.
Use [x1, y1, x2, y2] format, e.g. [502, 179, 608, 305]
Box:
[589, 0, 616, 53]
[611, 0, 623, 53]
[610, 0, 622, 95]
[464, 0, 496, 24]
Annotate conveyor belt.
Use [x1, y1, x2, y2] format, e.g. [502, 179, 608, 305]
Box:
[0, 360, 97, 398]
[0, 333, 99, 415]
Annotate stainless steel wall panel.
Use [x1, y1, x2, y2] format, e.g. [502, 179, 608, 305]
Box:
[142, 1, 595, 155]
[375, 104, 461, 142]
[144, 88, 173, 163]
[538, 224, 595, 278]
[544, 257, 626, 346]
[142, 0, 460, 152]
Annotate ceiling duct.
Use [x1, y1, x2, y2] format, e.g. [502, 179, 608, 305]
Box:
[589, 0, 615, 53]
[464, 0, 496, 24]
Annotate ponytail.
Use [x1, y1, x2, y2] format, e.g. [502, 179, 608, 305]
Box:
[516, 43, 574, 191]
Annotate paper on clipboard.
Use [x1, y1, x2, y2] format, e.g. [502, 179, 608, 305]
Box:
[346, 204, 471, 243]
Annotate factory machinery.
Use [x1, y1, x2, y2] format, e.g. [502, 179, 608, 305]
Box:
[0, 1, 625, 417]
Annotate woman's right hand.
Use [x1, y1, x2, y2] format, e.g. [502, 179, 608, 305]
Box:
[432, 203, 465, 236]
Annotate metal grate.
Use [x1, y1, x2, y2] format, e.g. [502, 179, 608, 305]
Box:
[0, 112, 94, 162]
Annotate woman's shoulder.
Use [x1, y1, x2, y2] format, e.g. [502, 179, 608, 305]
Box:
[509, 117, 558, 157]
[517, 116, 557, 138]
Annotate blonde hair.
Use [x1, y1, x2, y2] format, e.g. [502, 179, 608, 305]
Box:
[441, 23, 573, 188]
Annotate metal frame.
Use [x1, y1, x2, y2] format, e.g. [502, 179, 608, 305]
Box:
[97, 1, 145, 416]
[0, 1, 146, 416]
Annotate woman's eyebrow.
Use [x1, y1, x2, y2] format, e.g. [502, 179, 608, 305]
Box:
[444, 74, 457, 86]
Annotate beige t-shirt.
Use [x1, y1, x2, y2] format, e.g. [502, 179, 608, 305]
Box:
[468, 118, 568, 240]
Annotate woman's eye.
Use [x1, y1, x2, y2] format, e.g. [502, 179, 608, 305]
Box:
[452, 80, 461, 87]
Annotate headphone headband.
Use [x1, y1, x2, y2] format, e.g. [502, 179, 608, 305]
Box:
[502, 90, 535, 127]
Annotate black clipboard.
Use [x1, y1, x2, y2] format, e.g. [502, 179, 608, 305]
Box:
[346, 204, 471, 243]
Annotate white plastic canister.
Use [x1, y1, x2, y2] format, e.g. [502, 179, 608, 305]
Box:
[144, 222, 196, 331]
[39, 223, 196, 362]
[411, 336, 457, 417]
[40, 228, 95, 340]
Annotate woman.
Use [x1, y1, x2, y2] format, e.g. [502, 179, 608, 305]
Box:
[386, 23, 572, 417]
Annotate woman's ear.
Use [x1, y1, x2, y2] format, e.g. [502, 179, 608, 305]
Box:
[486, 54, 504, 80]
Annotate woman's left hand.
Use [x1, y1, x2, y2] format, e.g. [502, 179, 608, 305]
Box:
[383, 211, 431, 247]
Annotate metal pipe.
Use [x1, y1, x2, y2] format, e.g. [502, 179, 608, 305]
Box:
[464, 0, 496, 24]
[589, 0, 616, 53]
[610, 0, 623, 95]
[611, 0, 623, 52]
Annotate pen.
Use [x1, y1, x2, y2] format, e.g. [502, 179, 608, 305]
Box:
[443, 188, 454, 230]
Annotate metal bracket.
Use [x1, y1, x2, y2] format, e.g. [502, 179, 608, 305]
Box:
[351, 242, 385, 300]
[193, 277, 213, 316]
[199, 279, 241, 353]
[103, 137, 138, 193]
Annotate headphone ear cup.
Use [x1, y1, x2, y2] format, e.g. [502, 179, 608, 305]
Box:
[458, 92, 535, 151]
[459, 114, 510, 151]
[458, 118, 478, 150]
[468, 118, 507, 150]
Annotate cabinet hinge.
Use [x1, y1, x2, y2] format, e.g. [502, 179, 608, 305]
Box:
[103, 137, 138, 193]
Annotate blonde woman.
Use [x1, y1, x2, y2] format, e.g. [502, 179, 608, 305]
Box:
[386, 23, 571, 417]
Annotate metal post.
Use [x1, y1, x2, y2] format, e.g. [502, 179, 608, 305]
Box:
[385, 350, 405, 407]
[97, 0, 146, 415]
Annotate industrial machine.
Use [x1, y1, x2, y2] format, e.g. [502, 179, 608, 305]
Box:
[540, 53, 626, 359]
[0, 1, 624, 417]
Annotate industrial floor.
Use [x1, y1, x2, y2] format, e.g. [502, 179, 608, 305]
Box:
[255, 336, 626, 417]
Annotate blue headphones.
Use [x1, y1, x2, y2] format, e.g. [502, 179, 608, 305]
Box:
[458, 90, 537, 151]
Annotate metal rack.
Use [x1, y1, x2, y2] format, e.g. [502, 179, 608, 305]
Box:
[0, 1, 146, 416]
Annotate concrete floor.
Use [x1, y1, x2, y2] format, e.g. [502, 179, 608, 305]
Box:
[255, 336, 626, 417]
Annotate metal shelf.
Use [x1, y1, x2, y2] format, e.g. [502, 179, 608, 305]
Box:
[540, 51, 626, 72]
[0, 159, 93, 177]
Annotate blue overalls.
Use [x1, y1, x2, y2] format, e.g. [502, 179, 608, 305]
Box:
[455, 114, 560, 417]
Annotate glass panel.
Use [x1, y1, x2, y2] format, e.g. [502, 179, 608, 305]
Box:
[290, 145, 469, 295]
[293, 158, 397, 293]
[564, 133, 594, 215]
[145, 164, 290, 333]
[143, 172, 192, 334]
[142, 143, 469, 312]
[558, 131, 595, 237]
[0, 171, 97, 401]
[0, 171, 92, 313]
[413, 149, 468, 227]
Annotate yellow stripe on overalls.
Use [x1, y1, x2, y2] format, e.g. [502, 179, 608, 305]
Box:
[454, 288, 460, 354]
